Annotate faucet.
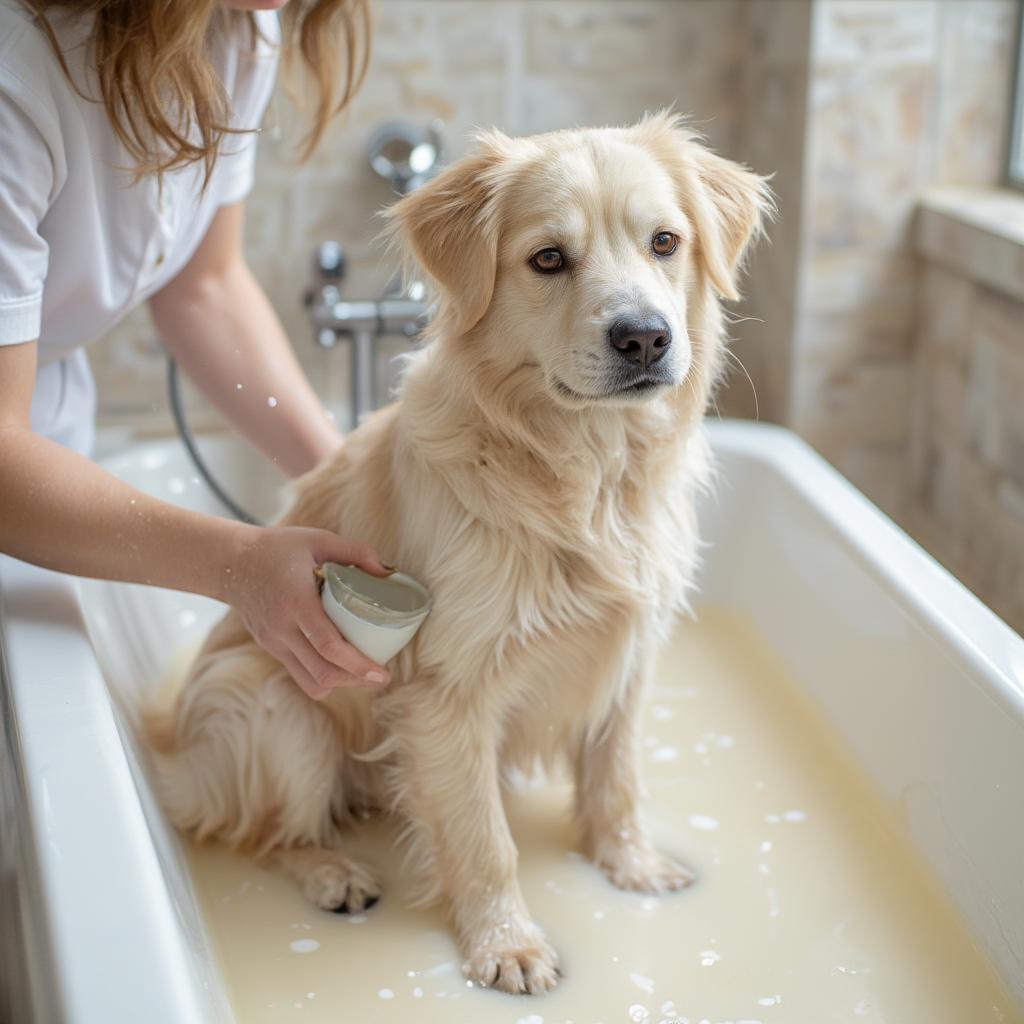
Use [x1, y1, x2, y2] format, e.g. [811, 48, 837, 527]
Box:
[304, 121, 443, 429]
[304, 245, 426, 429]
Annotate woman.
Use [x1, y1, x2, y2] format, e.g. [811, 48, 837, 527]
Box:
[0, 0, 394, 699]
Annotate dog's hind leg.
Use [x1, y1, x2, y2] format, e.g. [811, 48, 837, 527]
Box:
[269, 846, 382, 914]
[574, 656, 696, 893]
[146, 641, 382, 912]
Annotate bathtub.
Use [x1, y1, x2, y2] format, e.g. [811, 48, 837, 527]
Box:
[1, 419, 1022, 1022]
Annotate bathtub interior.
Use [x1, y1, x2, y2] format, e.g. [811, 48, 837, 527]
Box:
[72, 422, 1024, 1016]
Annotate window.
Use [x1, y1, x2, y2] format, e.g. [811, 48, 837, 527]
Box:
[1010, 3, 1024, 188]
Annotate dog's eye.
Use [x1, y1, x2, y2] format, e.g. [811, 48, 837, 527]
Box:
[652, 232, 678, 257]
[530, 248, 565, 273]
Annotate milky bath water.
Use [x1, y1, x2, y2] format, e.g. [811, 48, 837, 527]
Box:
[178, 608, 1020, 1024]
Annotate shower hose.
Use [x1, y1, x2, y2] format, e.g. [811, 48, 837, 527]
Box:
[167, 357, 263, 527]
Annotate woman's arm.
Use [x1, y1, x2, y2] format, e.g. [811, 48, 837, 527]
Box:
[0, 341, 391, 698]
[149, 201, 342, 478]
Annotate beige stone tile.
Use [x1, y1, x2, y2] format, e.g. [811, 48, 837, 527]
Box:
[742, 0, 813, 65]
[916, 204, 1024, 306]
[795, 309, 913, 361]
[806, 63, 933, 251]
[836, 441, 909, 518]
[915, 262, 974, 364]
[799, 249, 918, 323]
[811, 0, 939, 66]
[931, 0, 1016, 186]
[791, 353, 912, 448]
[965, 317, 1024, 481]
[525, 1, 741, 79]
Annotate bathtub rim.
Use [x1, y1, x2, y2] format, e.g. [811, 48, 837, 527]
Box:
[705, 420, 1024, 725]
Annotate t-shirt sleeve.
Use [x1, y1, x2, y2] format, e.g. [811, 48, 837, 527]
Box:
[0, 84, 55, 345]
[214, 9, 279, 208]
[215, 128, 259, 207]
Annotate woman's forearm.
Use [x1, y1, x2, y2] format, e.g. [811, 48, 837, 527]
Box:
[0, 422, 396, 695]
[0, 423, 254, 599]
[150, 247, 343, 478]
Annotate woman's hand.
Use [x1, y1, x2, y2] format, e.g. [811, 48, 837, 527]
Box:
[223, 524, 395, 701]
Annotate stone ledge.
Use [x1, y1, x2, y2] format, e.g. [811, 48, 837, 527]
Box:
[915, 188, 1024, 306]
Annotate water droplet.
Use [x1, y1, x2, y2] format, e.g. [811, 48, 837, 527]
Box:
[630, 972, 655, 994]
[700, 949, 721, 967]
[267, 395, 278, 408]
[236, 383, 243, 390]
[289, 939, 319, 953]
[783, 809, 806, 823]
[378, 987, 394, 999]
[760, 840, 772, 853]
[413, 987, 423, 997]
[652, 746, 679, 763]
[688, 814, 719, 831]
[758, 995, 780, 1007]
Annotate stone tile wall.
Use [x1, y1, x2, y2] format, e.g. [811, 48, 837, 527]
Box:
[767, 0, 1016, 521]
[907, 196, 1024, 634]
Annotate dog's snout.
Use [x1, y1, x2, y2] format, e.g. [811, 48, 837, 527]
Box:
[608, 315, 672, 369]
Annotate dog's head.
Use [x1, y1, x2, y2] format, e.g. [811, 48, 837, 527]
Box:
[387, 112, 771, 408]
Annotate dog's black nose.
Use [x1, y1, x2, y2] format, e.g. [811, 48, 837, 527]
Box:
[608, 316, 672, 368]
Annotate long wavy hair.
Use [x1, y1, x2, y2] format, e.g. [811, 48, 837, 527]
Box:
[21, 1, 371, 181]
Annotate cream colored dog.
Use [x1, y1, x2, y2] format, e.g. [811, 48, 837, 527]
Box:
[146, 112, 770, 995]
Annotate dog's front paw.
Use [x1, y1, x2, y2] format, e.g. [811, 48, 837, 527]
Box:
[595, 842, 696, 894]
[303, 857, 382, 914]
[464, 927, 561, 994]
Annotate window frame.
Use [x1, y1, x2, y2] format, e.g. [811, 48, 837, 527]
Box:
[1009, 1, 1024, 190]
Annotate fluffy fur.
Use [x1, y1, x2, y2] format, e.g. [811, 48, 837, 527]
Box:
[145, 112, 771, 995]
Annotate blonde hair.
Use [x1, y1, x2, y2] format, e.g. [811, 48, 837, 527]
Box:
[22, 0, 371, 181]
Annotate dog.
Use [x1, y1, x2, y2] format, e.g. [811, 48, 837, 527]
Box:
[145, 111, 770, 995]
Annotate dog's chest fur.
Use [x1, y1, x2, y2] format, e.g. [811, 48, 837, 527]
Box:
[398, 399, 709, 747]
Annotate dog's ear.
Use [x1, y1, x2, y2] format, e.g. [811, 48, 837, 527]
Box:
[384, 131, 516, 335]
[688, 146, 774, 301]
[636, 112, 773, 301]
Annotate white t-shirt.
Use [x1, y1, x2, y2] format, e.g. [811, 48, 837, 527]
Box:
[0, 1, 279, 449]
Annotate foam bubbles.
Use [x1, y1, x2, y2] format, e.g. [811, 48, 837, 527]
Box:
[688, 814, 720, 832]
[630, 972, 655, 994]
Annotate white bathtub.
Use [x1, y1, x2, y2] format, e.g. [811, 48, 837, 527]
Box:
[1, 420, 1022, 1022]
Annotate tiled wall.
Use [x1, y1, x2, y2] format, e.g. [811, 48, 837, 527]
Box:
[725, 0, 1019, 521]
[908, 194, 1024, 633]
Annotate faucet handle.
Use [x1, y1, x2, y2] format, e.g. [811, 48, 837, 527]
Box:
[315, 241, 346, 282]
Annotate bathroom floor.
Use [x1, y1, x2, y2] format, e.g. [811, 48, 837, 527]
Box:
[183, 608, 1019, 1024]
